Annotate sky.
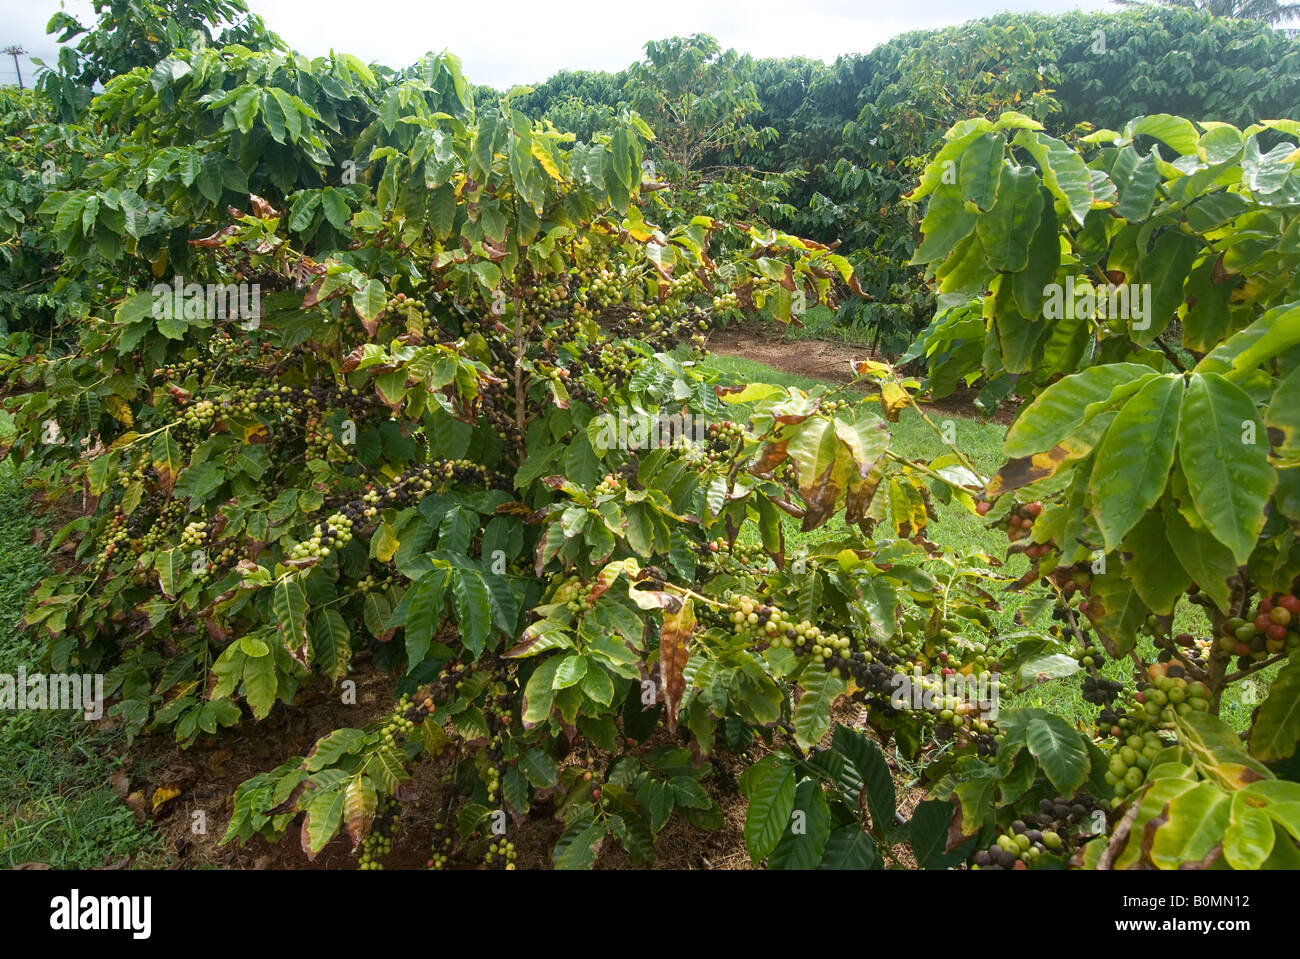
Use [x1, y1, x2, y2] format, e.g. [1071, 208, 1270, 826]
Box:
[0, 0, 1126, 89]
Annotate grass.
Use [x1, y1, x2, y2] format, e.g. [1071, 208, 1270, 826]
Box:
[721, 303, 885, 350]
[697, 353, 1262, 732]
[0, 461, 163, 868]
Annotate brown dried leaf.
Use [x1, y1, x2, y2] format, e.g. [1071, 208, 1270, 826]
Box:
[659, 597, 695, 734]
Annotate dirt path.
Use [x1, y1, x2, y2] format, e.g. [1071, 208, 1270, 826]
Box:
[707, 327, 1019, 426]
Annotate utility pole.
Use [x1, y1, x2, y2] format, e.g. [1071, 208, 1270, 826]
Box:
[2, 46, 27, 90]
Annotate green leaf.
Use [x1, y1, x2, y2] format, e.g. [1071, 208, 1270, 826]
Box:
[739, 756, 797, 862]
[1266, 365, 1300, 467]
[451, 566, 493, 658]
[1161, 500, 1236, 613]
[1223, 791, 1275, 870]
[1011, 189, 1060, 318]
[312, 609, 351, 682]
[913, 188, 976, 265]
[1249, 654, 1300, 763]
[352, 279, 386, 323]
[768, 779, 832, 870]
[302, 786, 345, 856]
[243, 652, 278, 720]
[1125, 114, 1200, 155]
[817, 824, 880, 869]
[1112, 146, 1160, 221]
[1134, 230, 1197, 344]
[1122, 510, 1191, 615]
[321, 188, 350, 230]
[273, 576, 309, 650]
[957, 133, 1004, 212]
[1083, 569, 1147, 656]
[831, 724, 895, 827]
[553, 814, 605, 870]
[1177, 373, 1276, 564]
[1012, 129, 1093, 226]
[1024, 714, 1089, 793]
[1004, 364, 1156, 458]
[976, 164, 1044, 272]
[793, 668, 845, 750]
[1148, 781, 1231, 869]
[522, 657, 561, 726]
[307, 728, 367, 770]
[909, 799, 967, 868]
[403, 568, 447, 668]
[1089, 374, 1183, 551]
[1196, 301, 1300, 383]
[518, 747, 558, 788]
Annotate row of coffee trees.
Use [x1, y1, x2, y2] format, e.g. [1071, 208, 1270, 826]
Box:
[2, 1, 1299, 868]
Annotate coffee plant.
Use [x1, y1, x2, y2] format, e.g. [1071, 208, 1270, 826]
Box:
[8, 0, 1300, 871]
[9, 35, 1002, 870]
[900, 110, 1300, 868]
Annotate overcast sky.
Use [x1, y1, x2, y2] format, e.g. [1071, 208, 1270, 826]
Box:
[0, 0, 1135, 88]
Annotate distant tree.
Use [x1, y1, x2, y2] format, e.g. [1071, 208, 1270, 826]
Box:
[623, 35, 775, 186]
[37, 0, 284, 117]
[1112, 0, 1300, 25]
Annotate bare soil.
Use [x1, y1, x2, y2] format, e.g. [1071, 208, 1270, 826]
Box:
[110, 676, 924, 871]
[706, 327, 1020, 426]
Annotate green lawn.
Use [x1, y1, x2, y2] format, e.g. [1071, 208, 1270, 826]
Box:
[697, 353, 1261, 731]
[0, 463, 163, 868]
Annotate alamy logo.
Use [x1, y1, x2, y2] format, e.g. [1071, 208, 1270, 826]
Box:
[889, 671, 1000, 719]
[0, 667, 104, 720]
[152, 275, 261, 329]
[1042, 276, 1150, 330]
[49, 890, 152, 940]
[591, 410, 710, 452]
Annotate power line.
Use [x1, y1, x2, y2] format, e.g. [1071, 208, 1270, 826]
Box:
[1, 46, 27, 89]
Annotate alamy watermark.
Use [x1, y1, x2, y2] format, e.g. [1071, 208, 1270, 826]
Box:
[1042, 276, 1150, 330]
[591, 409, 711, 453]
[152, 275, 261, 330]
[0, 667, 105, 720]
[889, 670, 1000, 720]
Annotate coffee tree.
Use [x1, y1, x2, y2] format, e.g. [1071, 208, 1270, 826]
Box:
[10, 35, 1020, 870]
[903, 111, 1300, 867]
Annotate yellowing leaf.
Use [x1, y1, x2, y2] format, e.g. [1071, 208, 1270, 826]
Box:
[104, 396, 134, 427]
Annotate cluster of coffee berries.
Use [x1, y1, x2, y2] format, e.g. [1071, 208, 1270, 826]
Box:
[93, 510, 130, 575]
[1074, 639, 1102, 669]
[356, 573, 387, 595]
[976, 499, 1041, 542]
[1217, 594, 1300, 666]
[592, 473, 623, 497]
[179, 398, 217, 431]
[728, 596, 788, 641]
[1135, 664, 1210, 719]
[699, 539, 770, 567]
[384, 292, 431, 330]
[478, 378, 524, 450]
[1081, 674, 1123, 706]
[711, 291, 740, 312]
[289, 510, 354, 561]
[483, 838, 518, 869]
[585, 268, 626, 308]
[427, 823, 454, 870]
[179, 519, 210, 550]
[1104, 728, 1168, 800]
[973, 818, 1066, 870]
[379, 693, 425, 747]
[708, 420, 744, 448]
[357, 800, 399, 871]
